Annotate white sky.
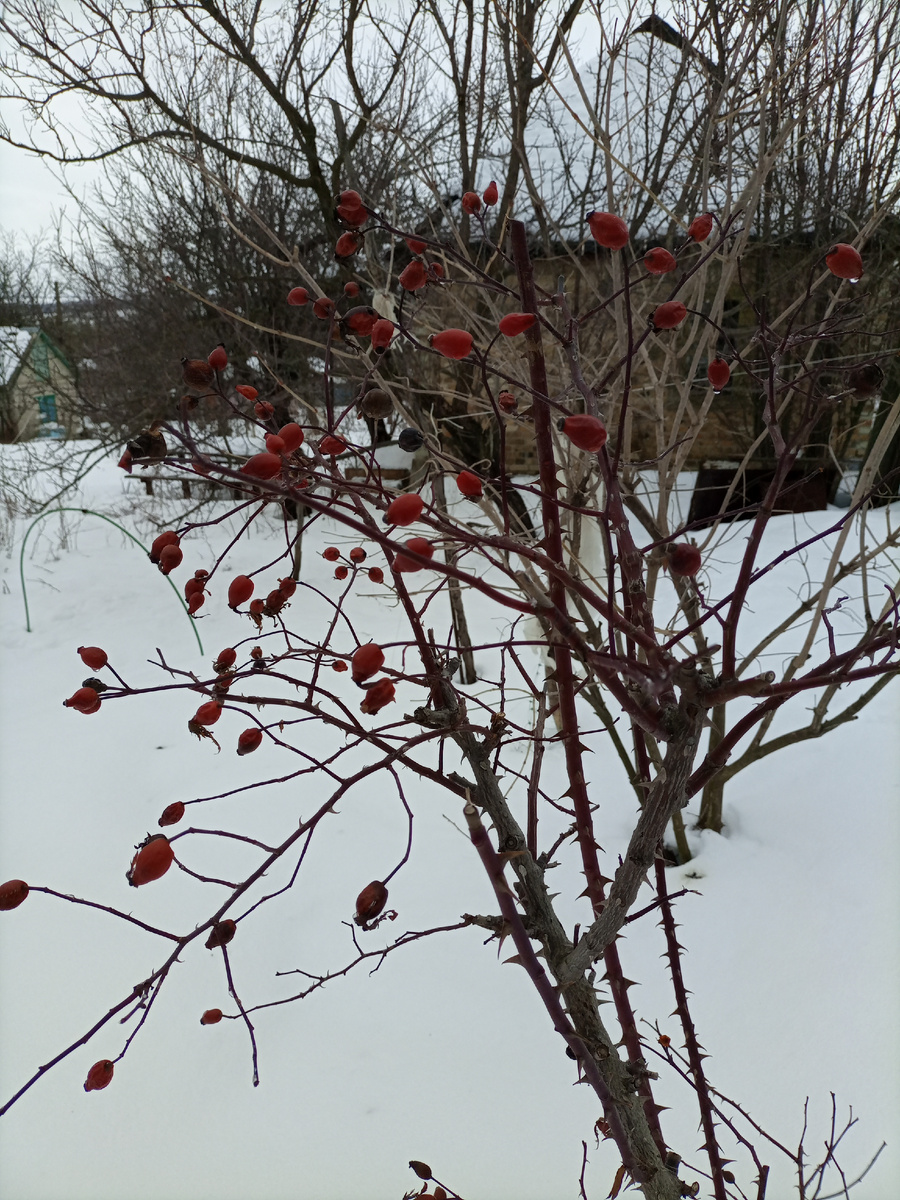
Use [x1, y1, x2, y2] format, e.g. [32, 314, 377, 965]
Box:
[0, 2, 612, 247]
[0, 134, 104, 244]
[0, 142, 64, 238]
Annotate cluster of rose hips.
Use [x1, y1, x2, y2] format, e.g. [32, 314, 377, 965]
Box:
[184, 569, 209, 614]
[240, 420, 306, 482]
[149, 530, 183, 576]
[461, 179, 499, 214]
[382, 492, 438, 574]
[152, 534, 303, 625]
[322, 543, 385, 585]
[133, 205, 865, 510]
[179, 342, 228, 394]
[350, 642, 395, 715]
[586, 209, 864, 389]
[184, 648, 266, 753]
[40, 190, 874, 1103]
[63, 645, 112, 714]
[280, 199, 864, 418]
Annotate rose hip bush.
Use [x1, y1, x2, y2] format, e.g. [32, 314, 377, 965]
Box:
[2, 185, 898, 1200]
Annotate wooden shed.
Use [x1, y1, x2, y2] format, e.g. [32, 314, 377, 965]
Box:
[0, 326, 81, 442]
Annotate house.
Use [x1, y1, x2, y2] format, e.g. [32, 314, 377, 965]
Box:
[0, 326, 80, 441]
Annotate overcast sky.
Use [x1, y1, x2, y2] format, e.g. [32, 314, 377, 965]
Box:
[0, 137, 101, 243]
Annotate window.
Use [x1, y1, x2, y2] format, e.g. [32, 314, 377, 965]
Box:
[37, 393, 60, 437]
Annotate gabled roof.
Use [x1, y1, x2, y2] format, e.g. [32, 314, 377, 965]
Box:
[0, 327, 37, 388]
[0, 326, 76, 389]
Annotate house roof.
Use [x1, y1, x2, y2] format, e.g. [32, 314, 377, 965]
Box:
[0, 327, 37, 388]
[0, 326, 76, 389]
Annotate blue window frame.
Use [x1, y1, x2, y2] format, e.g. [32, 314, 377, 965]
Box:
[37, 394, 58, 423]
[36, 393, 62, 437]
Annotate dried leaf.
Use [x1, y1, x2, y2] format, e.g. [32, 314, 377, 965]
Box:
[608, 1163, 627, 1198]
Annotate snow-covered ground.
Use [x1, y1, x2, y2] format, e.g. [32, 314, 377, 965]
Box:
[0, 443, 897, 1200]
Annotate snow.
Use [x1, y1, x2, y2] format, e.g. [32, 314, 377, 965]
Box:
[0, 443, 897, 1200]
[0, 326, 36, 388]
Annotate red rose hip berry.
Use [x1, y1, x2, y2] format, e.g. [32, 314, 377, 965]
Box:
[277, 422, 304, 452]
[228, 575, 254, 608]
[707, 358, 731, 391]
[127, 836, 175, 887]
[430, 329, 473, 359]
[0, 880, 29, 910]
[158, 801, 185, 827]
[214, 648, 237, 672]
[558, 415, 608, 453]
[158, 543, 184, 575]
[237, 728, 263, 755]
[667, 543, 702, 577]
[84, 1060, 115, 1092]
[643, 247, 677, 274]
[360, 678, 396, 714]
[351, 642, 385, 684]
[64, 686, 101, 715]
[240, 452, 282, 480]
[652, 301, 688, 330]
[193, 701, 222, 726]
[399, 261, 427, 291]
[354, 880, 388, 925]
[385, 492, 424, 525]
[370, 318, 395, 352]
[498, 313, 536, 336]
[201, 1009, 223, 1025]
[587, 211, 629, 249]
[335, 231, 362, 257]
[205, 919, 236, 949]
[688, 212, 714, 241]
[456, 470, 483, 498]
[825, 243, 863, 281]
[78, 646, 108, 670]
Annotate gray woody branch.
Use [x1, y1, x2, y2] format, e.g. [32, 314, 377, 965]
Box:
[560, 703, 705, 986]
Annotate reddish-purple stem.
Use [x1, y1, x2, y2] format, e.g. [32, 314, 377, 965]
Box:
[654, 857, 728, 1199]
